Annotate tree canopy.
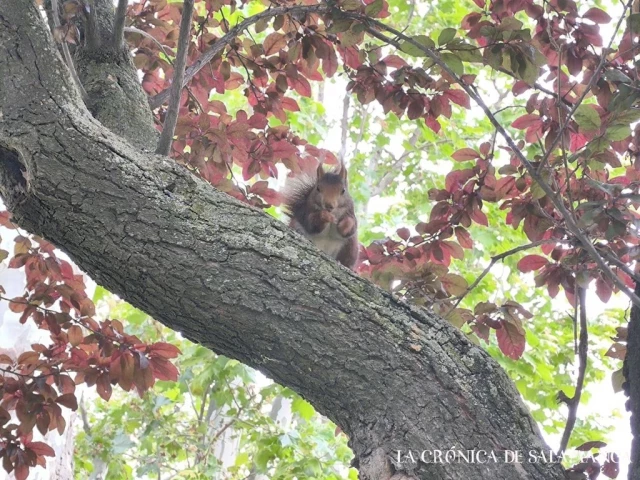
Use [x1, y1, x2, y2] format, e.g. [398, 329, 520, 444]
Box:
[0, 0, 640, 479]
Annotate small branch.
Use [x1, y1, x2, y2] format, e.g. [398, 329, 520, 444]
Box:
[453, 240, 552, 309]
[79, 394, 92, 435]
[339, 93, 350, 163]
[371, 127, 420, 196]
[557, 286, 588, 455]
[148, 4, 329, 109]
[405, 0, 416, 27]
[353, 104, 368, 160]
[156, 0, 195, 156]
[124, 26, 174, 63]
[112, 0, 128, 49]
[51, 0, 88, 99]
[598, 247, 640, 284]
[82, 0, 100, 50]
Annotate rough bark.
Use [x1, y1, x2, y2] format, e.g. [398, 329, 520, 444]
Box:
[624, 281, 640, 480]
[75, 46, 158, 151]
[75, 0, 158, 151]
[0, 3, 567, 479]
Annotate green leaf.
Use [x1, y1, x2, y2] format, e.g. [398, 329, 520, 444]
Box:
[608, 84, 640, 112]
[365, 0, 384, 17]
[604, 69, 632, 84]
[612, 368, 625, 393]
[517, 56, 538, 85]
[606, 124, 631, 141]
[530, 179, 546, 200]
[341, 0, 362, 11]
[327, 19, 352, 33]
[450, 41, 483, 63]
[441, 52, 464, 75]
[438, 28, 457, 46]
[399, 35, 435, 57]
[292, 396, 315, 420]
[614, 108, 640, 124]
[574, 104, 601, 131]
[629, 13, 640, 34]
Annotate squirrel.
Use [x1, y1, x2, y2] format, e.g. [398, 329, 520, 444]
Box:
[283, 162, 359, 270]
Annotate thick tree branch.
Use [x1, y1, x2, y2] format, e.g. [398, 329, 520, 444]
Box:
[156, 0, 195, 156]
[148, 4, 329, 109]
[345, 8, 640, 308]
[0, 4, 566, 479]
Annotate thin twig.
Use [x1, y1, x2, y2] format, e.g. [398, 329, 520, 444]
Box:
[125, 23, 206, 115]
[148, 4, 329, 109]
[51, 0, 88, 99]
[405, 0, 416, 27]
[156, 0, 195, 156]
[79, 394, 92, 435]
[113, 0, 128, 49]
[345, 5, 640, 307]
[371, 127, 421, 196]
[453, 240, 553, 309]
[125, 25, 206, 114]
[339, 94, 350, 163]
[124, 26, 173, 61]
[557, 286, 588, 455]
[353, 104, 368, 160]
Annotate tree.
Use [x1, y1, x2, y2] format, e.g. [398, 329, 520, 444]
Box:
[0, 0, 638, 479]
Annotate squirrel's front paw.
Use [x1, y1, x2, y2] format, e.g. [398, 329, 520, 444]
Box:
[337, 216, 355, 237]
[320, 210, 336, 223]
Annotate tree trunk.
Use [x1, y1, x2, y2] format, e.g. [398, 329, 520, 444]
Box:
[624, 281, 640, 480]
[0, 3, 566, 479]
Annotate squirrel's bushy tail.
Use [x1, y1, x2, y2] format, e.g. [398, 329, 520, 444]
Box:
[282, 170, 318, 217]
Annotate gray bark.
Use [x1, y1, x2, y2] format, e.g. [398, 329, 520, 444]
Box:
[75, 0, 158, 151]
[625, 282, 640, 480]
[0, 3, 567, 479]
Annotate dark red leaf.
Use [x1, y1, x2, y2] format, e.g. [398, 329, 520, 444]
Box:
[517, 255, 548, 273]
[148, 342, 181, 359]
[452, 148, 480, 162]
[26, 441, 55, 457]
[583, 7, 611, 24]
[496, 321, 526, 359]
[575, 440, 607, 451]
[56, 393, 78, 411]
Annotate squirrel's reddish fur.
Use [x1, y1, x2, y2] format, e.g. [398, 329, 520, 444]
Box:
[283, 163, 359, 270]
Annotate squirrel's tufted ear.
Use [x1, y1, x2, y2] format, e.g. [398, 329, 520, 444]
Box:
[316, 163, 325, 180]
[339, 162, 348, 184]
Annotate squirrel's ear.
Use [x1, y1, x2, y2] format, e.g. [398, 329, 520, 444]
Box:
[339, 163, 348, 183]
[316, 163, 325, 180]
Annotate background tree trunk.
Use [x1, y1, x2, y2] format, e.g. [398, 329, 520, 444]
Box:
[0, 3, 567, 479]
[624, 281, 640, 479]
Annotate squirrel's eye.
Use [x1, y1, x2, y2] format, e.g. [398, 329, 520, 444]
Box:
[341, 188, 346, 194]
[317, 186, 321, 192]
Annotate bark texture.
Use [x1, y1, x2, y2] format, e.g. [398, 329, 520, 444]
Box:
[0, 3, 567, 479]
[75, 0, 158, 151]
[624, 281, 640, 480]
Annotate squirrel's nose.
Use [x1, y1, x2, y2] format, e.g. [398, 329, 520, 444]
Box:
[325, 204, 334, 211]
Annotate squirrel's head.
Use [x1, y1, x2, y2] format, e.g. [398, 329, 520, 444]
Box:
[313, 163, 348, 212]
